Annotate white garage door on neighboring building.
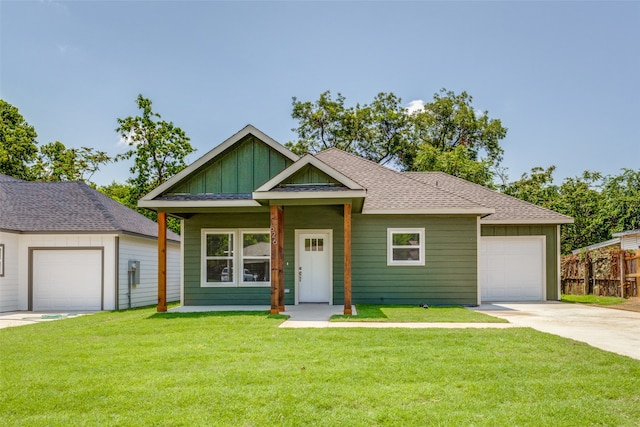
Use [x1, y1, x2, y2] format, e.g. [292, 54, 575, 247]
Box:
[480, 237, 545, 302]
[32, 249, 103, 311]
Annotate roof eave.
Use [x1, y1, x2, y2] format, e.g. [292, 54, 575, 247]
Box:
[252, 189, 367, 200]
[363, 207, 495, 215]
[138, 199, 262, 209]
[481, 218, 575, 225]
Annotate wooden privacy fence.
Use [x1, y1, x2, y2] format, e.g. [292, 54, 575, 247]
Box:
[561, 248, 638, 298]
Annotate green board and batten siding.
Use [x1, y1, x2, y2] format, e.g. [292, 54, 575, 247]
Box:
[168, 136, 292, 195]
[481, 224, 560, 300]
[182, 207, 479, 306]
[282, 165, 342, 186]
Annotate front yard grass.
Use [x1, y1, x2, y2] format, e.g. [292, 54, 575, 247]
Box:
[562, 294, 627, 306]
[331, 304, 507, 322]
[1, 307, 639, 426]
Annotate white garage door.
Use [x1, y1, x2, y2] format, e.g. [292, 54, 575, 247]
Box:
[33, 249, 103, 311]
[480, 237, 545, 302]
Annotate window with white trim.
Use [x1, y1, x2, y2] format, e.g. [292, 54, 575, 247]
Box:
[387, 228, 425, 266]
[202, 229, 270, 287]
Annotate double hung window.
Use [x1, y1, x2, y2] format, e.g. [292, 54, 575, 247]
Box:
[202, 229, 270, 287]
[387, 228, 425, 266]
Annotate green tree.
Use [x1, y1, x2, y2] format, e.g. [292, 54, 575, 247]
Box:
[116, 95, 194, 233]
[600, 168, 640, 233]
[501, 166, 559, 208]
[0, 99, 39, 179]
[555, 171, 607, 253]
[287, 91, 411, 165]
[98, 181, 134, 206]
[116, 94, 195, 202]
[413, 145, 496, 188]
[33, 141, 111, 184]
[287, 89, 507, 186]
[407, 90, 507, 169]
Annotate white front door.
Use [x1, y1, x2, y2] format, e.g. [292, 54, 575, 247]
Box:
[297, 231, 332, 303]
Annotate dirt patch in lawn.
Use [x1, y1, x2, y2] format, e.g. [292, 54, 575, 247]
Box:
[608, 297, 640, 313]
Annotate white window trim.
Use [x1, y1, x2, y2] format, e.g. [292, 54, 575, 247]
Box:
[201, 229, 235, 287]
[201, 229, 271, 288]
[387, 228, 425, 266]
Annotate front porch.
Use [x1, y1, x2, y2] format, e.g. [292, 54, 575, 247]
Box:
[155, 202, 357, 316]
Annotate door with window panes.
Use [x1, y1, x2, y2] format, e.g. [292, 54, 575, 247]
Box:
[297, 232, 331, 303]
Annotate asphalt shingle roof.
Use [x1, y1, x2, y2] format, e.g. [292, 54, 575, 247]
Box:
[0, 180, 180, 240]
[0, 173, 25, 182]
[314, 148, 493, 214]
[404, 171, 573, 223]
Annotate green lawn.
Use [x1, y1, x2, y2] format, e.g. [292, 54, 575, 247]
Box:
[1, 307, 639, 426]
[331, 304, 507, 322]
[561, 294, 627, 306]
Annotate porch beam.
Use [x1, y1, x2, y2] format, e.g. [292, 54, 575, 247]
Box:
[278, 207, 285, 311]
[269, 205, 281, 314]
[343, 203, 353, 315]
[157, 211, 167, 313]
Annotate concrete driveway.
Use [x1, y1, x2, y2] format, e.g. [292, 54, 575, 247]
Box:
[0, 311, 91, 329]
[471, 302, 640, 360]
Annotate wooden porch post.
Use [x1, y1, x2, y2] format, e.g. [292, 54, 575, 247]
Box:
[270, 205, 281, 314]
[157, 211, 167, 313]
[278, 207, 285, 312]
[343, 204, 353, 315]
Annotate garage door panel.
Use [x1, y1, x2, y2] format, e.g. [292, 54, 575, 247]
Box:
[481, 237, 544, 302]
[33, 250, 102, 311]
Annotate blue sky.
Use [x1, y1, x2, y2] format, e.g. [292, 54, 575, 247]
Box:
[1, 1, 638, 187]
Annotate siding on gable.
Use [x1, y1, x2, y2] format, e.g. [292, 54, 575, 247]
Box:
[282, 165, 341, 186]
[0, 232, 20, 312]
[481, 224, 560, 300]
[169, 136, 293, 195]
[117, 236, 180, 309]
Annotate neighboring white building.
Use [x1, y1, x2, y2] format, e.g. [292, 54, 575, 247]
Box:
[613, 229, 640, 251]
[0, 174, 180, 312]
[571, 229, 640, 255]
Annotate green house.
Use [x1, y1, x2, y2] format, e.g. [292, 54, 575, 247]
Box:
[141, 125, 573, 314]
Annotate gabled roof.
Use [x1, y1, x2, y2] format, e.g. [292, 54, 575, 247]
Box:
[404, 171, 573, 224]
[0, 180, 180, 241]
[140, 125, 298, 206]
[137, 125, 572, 223]
[315, 149, 494, 215]
[252, 154, 366, 203]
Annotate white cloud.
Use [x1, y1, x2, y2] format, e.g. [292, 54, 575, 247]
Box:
[406, 99, 424, 114]
[56, 44, 71, 54]
[117, 130, 139, 147]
